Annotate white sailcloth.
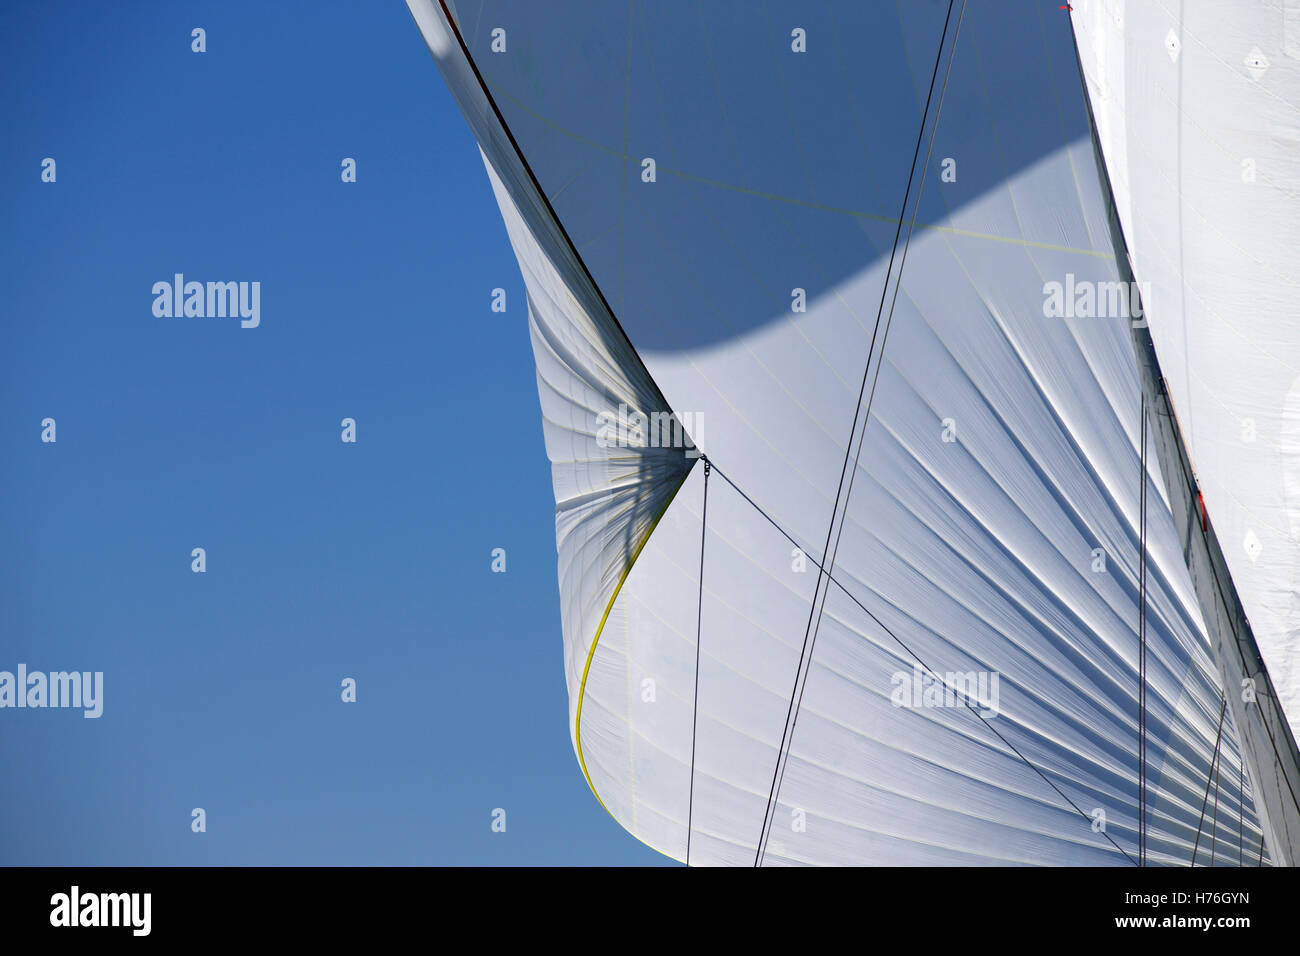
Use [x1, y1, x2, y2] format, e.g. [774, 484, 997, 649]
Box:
[409, 0, 1278, 865]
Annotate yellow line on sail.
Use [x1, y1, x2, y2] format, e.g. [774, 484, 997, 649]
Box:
[573, 465, 694, 864]
[486, 80, 1113, 261]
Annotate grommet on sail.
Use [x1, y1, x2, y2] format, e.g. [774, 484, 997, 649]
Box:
[407, 0, 1300, 865]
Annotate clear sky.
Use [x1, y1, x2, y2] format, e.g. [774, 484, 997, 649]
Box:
[0, 0, 669, 865]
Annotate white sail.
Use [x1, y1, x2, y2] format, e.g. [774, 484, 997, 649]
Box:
[409, 0, 1279, 864]
[1071, 0, 1300, 863]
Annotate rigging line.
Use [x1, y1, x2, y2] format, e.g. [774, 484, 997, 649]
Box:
[1191, 696, 1227, 866]
[686, 460, 710, 866]
[431, 0, 674, 415]
[1139, 394, 1148, 866]
[709, 459, 1139, 866]
[1211, 732, 1221, 867]
[753, 0, 963, 868]
[1239, 760, 1244, 866]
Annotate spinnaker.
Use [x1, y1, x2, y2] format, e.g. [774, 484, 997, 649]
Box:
[408, 0, 1300, 866]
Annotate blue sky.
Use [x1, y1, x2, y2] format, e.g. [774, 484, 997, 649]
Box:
[0, 1, 668, 865]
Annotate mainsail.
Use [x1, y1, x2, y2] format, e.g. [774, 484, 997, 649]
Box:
[408, 0, 1298, 865]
